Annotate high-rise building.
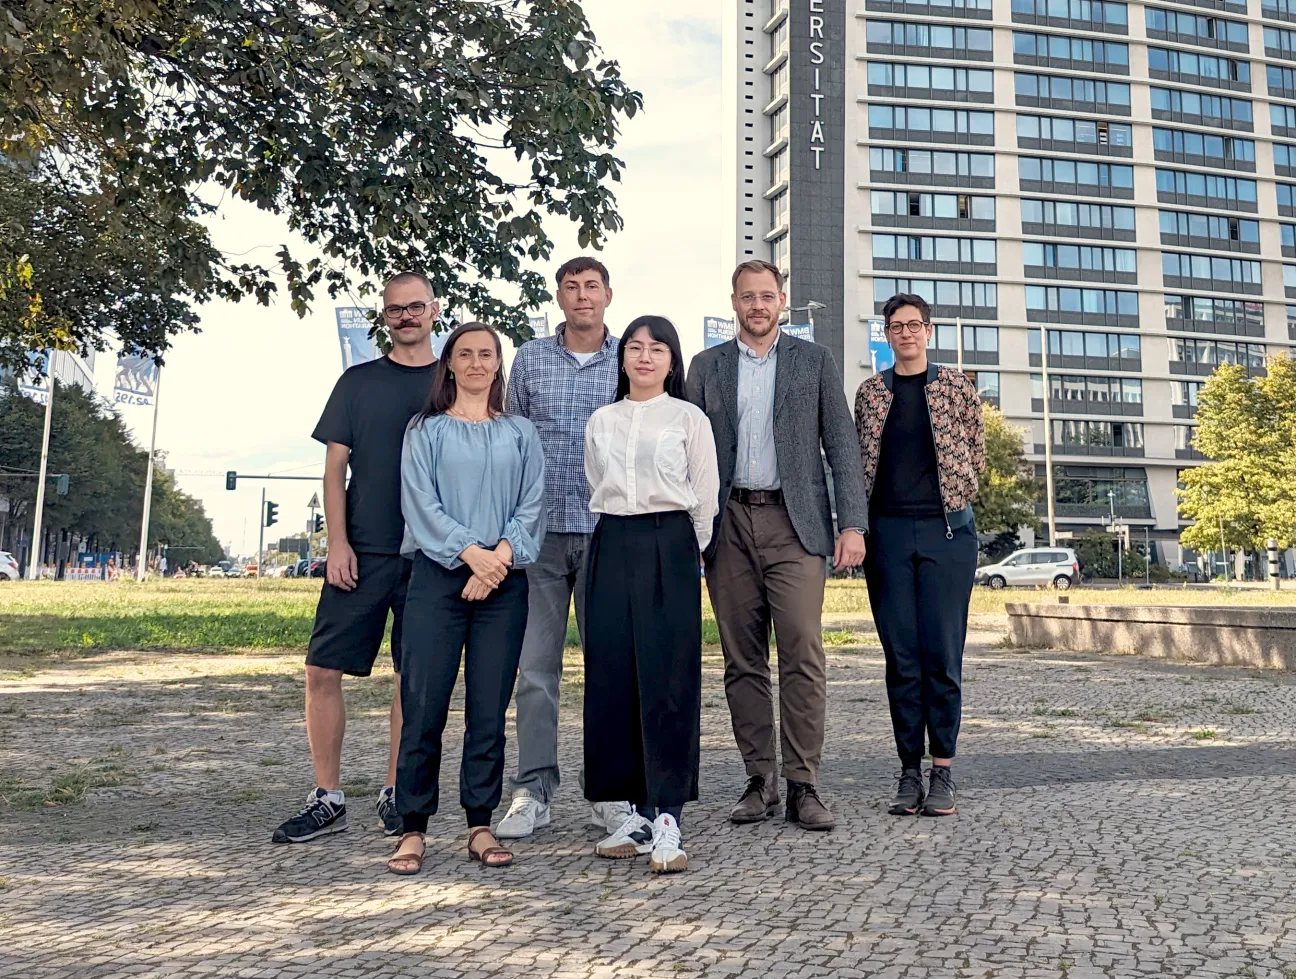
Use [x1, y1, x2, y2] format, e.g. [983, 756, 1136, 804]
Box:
[723, 0, 1296, 563]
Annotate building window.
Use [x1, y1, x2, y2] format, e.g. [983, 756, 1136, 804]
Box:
[770, 189, 789, 228]
[1017, 114, 1132, 151]
[868, 63, 996, 100]
[1266, 25, 1296, 60]
[1150, 87, 1253, 130]
[870, 190, 996, 229]
[1019, 157, 1135, 197]
[928, 324, 1000, 365]
[1165, 295, 1265, 335]
[1027, 327, 1142, 369]
[1167, 337, 1267, 373]
[1021, 200, 1136, 238]
[1023, 242, 1137, 278]
[1159, 211, 1260, 250]
[869, 105, 995, 141]
[1011, 0, 1129, 32]
[873, 278, 998, 316]
[969, 371, 1000, 403]
[1051, 419, 1145, 453]
[873, 234, 997, 267]
[1015, 72, 1132, 113]
[1152, 128, 1255, 169]
[1161, 252, 1262, 292]
[866, 20, 995, 58]
[1038, 465, 1152, 518]
[1156, 168, 1258, 209]
[768, 104, 788, 145]
[1146, 8, 1250, 50]
[1012, 31, 1129, 71]
[1148, 47, 1250, 87]
[770, 148, 788, 187]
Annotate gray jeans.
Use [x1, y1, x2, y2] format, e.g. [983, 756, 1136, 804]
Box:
[508, 531, 589, 803]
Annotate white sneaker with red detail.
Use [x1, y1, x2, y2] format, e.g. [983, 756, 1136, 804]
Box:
[647, 813, 688, 873]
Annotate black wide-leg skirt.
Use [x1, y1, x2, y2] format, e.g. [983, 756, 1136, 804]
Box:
[583, 510, 701, 807]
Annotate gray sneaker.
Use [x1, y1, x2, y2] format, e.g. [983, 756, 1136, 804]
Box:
[920, 766, 957, 817]
[377, 785, 402, 836]
[888, 768, 926, 816]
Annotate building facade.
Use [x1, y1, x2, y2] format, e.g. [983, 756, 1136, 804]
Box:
[724, 0, 1296, 561]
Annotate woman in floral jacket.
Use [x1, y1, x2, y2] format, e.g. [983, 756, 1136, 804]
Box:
[853, 292, 985, 819]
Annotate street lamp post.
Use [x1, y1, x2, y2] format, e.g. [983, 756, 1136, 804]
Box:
[787, 299, 826, 337]
[1040, 326, 1057, 546]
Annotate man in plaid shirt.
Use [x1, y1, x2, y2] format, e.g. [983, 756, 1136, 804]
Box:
[496, 257, 630, 840]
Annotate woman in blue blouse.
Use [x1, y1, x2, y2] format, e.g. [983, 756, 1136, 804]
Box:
[387, 322, 546, 875]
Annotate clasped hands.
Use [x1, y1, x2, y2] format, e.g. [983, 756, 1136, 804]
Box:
[459, 539, 514, 601]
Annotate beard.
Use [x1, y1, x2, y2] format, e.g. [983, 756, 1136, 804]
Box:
[737, 309, 777, 338]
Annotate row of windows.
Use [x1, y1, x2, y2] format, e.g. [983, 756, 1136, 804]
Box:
[1029, 328, 1142, 361]
[870, 191, 996, 221]
[872, 234, 997, 264]
[884, 0, 993, 12]
[1027, 287, 1139, 315]
[1146, 9, 1248, 47]
[1014, 73, 1131, 107]
[1020, 158, 1134, 189]
[867, 63, 994, 95]
[1149, 48, 1249, 85]
[1156, 169, 1258, 204]
[1051, 420, 1145, 450]
[1266, 26, 1296, 59]
[1169, 338, 1267, 367]
[1162, 253, 1262, 286]
[872, 278, 999, 307]
[928, 324, 1000, 353]
[1164, 295, 1264, 332]
[1151, 88, 1252, 126]
[1152, 129, 1255, 166]
[1159, 211, 1259, 243]
[1264, 0, 1296, 19]
[866, 21, 994, 52]
[1276, 184, 1296, 208]
[1013, 32, 1128, 67]
[1281, 224, 1296, 248]
[1022, 199, 1136, 231]
[1270, 65, 1296, 93]
[1024, 242, 1138, 273]
[1018, 115, 1132, 147]
[1171, 380, 1206, 408]
[1033, 375, 1144, 405]
[868, 105, 994, 136]
[1274, 105, 1296, 131]
[1277, 145, 1296, 171]
[870, 148, 995, 178]
[1011, 0, 1128, 27]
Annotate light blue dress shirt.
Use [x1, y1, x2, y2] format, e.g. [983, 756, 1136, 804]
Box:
[733, 333, 781, 490]
[400, 413, 547, 570]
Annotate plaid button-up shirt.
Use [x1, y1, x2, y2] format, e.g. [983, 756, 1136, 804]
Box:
[506, 324, 620, 535]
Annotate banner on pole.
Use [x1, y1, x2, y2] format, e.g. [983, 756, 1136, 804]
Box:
[113, 350, 161, 407]
[703, 317, 735, 349]
[785, 322, 814, 343]
[335, 307, 380, 371]
[528, 314, 551, 339]
[867, 319, 895, 374]
[18, 351, 50, 405]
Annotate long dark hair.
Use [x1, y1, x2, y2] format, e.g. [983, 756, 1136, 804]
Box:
[615, 315, 687, 402]
[418, 322, 506, 421]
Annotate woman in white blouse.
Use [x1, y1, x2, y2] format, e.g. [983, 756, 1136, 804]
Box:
[582, 315, 719, 874]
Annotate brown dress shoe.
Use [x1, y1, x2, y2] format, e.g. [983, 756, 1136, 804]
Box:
[786, 781, 835, 831]
[729, 774, 780, 823]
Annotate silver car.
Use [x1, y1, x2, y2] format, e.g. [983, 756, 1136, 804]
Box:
[977, 548, 1079, 590]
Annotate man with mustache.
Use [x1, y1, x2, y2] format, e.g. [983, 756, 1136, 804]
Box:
[687, 260, 867, 831]
[272, 271, 439, 844]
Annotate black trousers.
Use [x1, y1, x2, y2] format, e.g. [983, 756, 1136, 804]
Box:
[397, 553, 528, 831]
[584, 511, 701, 809]
[863, 515, 978, 768]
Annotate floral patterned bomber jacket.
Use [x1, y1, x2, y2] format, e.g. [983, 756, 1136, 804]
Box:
[853, 363, 986, 533]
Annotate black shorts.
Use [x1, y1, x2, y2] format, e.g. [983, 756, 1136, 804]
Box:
[305, 553, 411, 676]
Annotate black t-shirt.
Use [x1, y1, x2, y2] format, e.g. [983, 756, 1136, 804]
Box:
[312, 356, 435, 554]
[870, 370, 945, 518]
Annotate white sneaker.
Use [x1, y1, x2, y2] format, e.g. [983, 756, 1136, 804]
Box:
[590, 800, 634, 834]
[594, 811, 654, 859]
[495, 793, 551, 840]
[648, 814, 688, 874]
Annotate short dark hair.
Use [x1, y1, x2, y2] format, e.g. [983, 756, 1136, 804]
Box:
[731, 260, 784, 294]
[882, 292, 931, 324]
[616, 316, 687, 402]
[417, 322, 506, 421]
[384, 270, 436, 297]
[555, 257, 610, 289]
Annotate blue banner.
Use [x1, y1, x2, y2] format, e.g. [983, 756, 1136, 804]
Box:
[785, 322, 814, 342]
[18, 351, 49, 405]
[868, 319, 895, 374]
[335, 307, 380, 371]
[703, 317, 735, 348]
[113, 350, 161, 407]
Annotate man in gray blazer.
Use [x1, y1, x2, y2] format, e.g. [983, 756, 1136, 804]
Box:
[687, 260, 868, 831]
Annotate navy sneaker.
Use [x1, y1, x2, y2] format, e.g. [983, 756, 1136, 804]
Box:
[888, 768, 926, 816]
[920, 766, 958, 817]
[377, 785, 402, 837]
[272, 788, 348, 843]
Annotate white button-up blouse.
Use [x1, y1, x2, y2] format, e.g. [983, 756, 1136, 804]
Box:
[583, 393, 721, 551]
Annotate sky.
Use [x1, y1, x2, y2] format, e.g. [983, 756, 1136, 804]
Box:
[91, 4, 724, 558]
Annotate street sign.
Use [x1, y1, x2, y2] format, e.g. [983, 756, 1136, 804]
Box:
[307, 492, 320, 509]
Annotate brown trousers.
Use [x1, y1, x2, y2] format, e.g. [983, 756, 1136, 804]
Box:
[706, 499, 827, 784]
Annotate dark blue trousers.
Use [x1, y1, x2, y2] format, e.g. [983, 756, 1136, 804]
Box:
[863, 515, 978, 768]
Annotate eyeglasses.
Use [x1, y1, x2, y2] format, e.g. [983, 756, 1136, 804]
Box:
[736, 292, 780, 306]
[886, 320, 929, 335]
[384, 302, 430, 319]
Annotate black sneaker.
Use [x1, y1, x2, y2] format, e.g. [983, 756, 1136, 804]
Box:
[920, 766, 957, 817]
[377, 786, 402, 837]
[888, 768, 926, 816]
[272, 788, 348, 843]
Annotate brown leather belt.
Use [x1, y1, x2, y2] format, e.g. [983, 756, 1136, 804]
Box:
[731, 487, 784, 506]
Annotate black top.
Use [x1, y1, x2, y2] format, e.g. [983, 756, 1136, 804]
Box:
[312, 356, 435, 554]
[870, 370, 945, 518]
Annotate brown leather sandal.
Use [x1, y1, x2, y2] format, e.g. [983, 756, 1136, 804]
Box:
[467, 826, 514, 868]
[386, 832, 425, 876]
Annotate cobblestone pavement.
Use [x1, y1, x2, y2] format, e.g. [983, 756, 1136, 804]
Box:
[3, 624, 1296, 979]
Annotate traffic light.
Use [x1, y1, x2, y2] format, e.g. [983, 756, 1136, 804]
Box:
[265, 501, 279, 528]
[226, 471, 237, 490]
[313, 514, 324, 534]
[55, 474, 69, 496]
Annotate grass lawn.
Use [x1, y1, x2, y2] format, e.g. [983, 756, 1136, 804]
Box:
[3, 577, 1296, 658]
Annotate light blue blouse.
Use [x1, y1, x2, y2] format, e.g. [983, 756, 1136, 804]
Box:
[400, 413, 547, 570]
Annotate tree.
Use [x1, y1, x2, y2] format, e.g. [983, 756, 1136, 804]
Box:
[0, 1, 642, 377]
[973, 404, 1040, 536]
[1178, 356, 1296, 552]
[0, 380, 223, 563]
[1073, 528, 1146, 580]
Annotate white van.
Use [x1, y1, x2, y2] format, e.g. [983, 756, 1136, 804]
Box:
[976, 548, 1079, 589]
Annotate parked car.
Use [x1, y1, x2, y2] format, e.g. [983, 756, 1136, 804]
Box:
[976, 548, 1080, 590]
[308, 558, 327, 578]
[243, 563, 259, 578]
[0, 551, 19, 581]
[285, 559, 310, 579]
[207, 567, 225, 579]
